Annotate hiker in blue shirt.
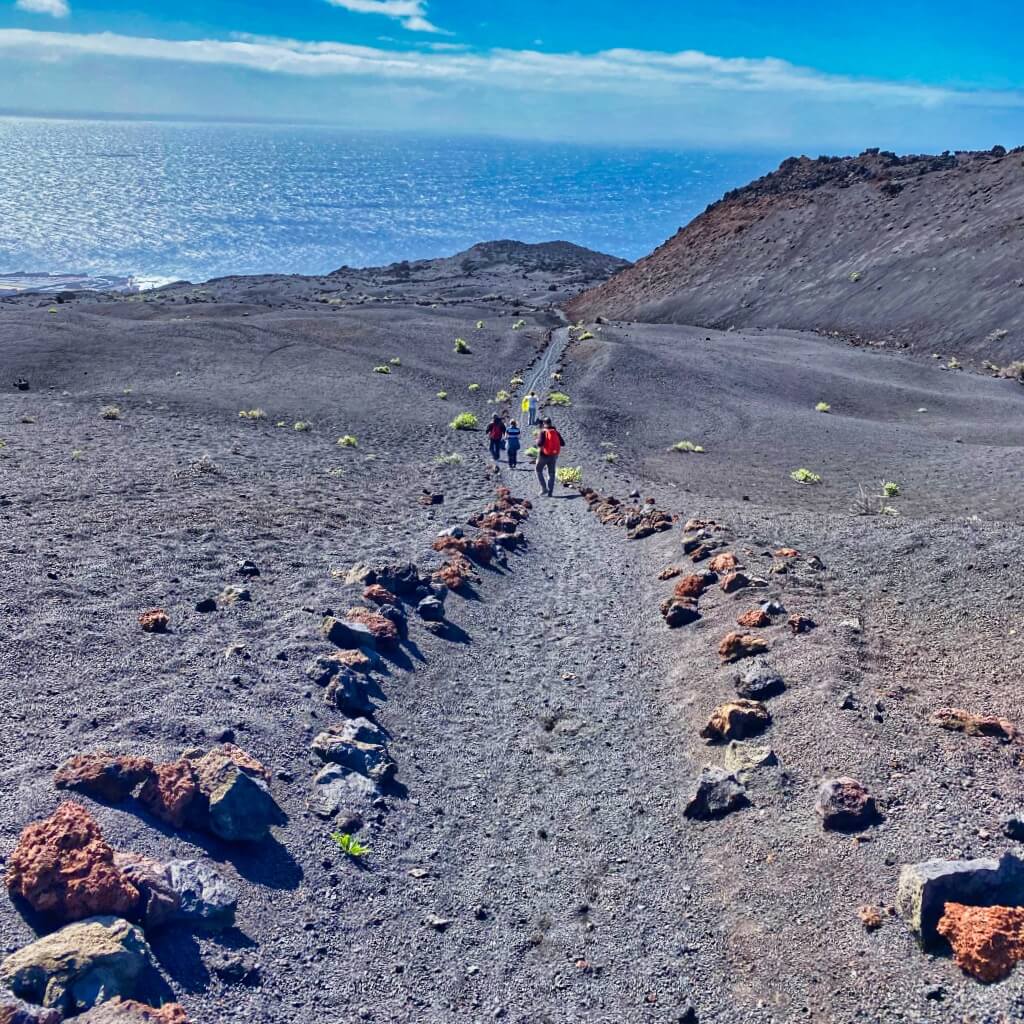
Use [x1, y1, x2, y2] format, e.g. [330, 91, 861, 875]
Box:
[506, 419, 522, 469]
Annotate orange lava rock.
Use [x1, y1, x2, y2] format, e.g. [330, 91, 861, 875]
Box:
[77, 1000, 192, 1023]
[932, 707, 1019, 743]
[708, 552, 740, 573]
[737, 608, 771, 628]
[775, 547, 799, 558]
[674, 573, 712, 600]
[329, 649, 373, 673]
[346, 607, 400, 643]
[138, 759, 200, 828]
[718, 631, 770, 663]
[657, 565, 681, 581]
[138, 608, 169, 633]
[54, 752, 155, 804]
[4, 802, 139, 923]
[431, 535, 471, 554]
[362, 584, 397, 605]
[720, 571, 750, 594]
[937, 903, 1024, 983]
[858, 905, 884, 931]
[788, 614, 816, 634]
[700, 699, 770, 742]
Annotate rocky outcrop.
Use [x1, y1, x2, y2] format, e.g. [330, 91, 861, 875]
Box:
[659, 596, 700, 628]
[932, 707, 1019, 742]
[55, 755, 154, 804]
[5, 804, 139, 923]
[815, 777, 877, 831]
[719, 572, 750, 594]
[937, 903, 1024, 982]
[113, 855, 236, 931]
[708, 552, 739, 574]
[700, 700, 770, 743]
[0, 917, 150, 1015]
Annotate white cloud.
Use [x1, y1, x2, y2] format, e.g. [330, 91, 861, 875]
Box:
[0, 27, 1020, 113]
[14, 0, 69, 18]
[325, 0, 446, 34]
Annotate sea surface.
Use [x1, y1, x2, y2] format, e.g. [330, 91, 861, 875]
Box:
[0, 117, 781, 291]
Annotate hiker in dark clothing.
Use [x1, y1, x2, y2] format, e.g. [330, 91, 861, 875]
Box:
[486, 414, 506, 462]
[535, 418, 565, 496]
[506, 419, 521, 469]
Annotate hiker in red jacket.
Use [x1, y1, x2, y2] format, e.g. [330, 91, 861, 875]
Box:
[486, 414, 506, 462]
[535, 418, 564, 497]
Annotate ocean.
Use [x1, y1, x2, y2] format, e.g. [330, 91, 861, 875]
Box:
[0, 117, 780, 291]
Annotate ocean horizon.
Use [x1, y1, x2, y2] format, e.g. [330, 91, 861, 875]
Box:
[0, 116, 782, 292]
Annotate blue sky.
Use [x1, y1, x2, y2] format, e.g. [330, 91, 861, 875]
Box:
[1, 0, 1022, 149]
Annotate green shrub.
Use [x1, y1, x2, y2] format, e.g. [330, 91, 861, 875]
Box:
[239, 408, 267, 420]
[337, 435, 358, 448]
[495, 389, 512, 403]
[435, 452, 464, 466]
[882, 481, 900, 497]
[468, 383, 480, 392]
[671, 440, 705, 453]
[100, 405, 121, 420]
[556, 466, 583, 485]
[849, 271, 862, 282]
[331, 832, 370, 859]
[294, 421, 312, 432]
[603, 452, 618, 464]
[512, 319, 526, 330]
[71, 448, 84, 461]
[815, 401, 831, 413]
[476, 320, 485, 330]
[548, 392, 571, 407]
[436, 390, 448, 400]
[578, 331, 595, 341]
[947, 357, 962, 370]
[373, 364, 391, 374]
[525, 445, 540, 460]
[791, 468, 822, 484]
[454, 338, 471, 354]
[389, 356, 401, 366]
[450, 412, 479, 430]
[509, 375, 524, 387]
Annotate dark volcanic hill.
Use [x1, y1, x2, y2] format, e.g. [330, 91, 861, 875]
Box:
[568, 147, 1024, 363]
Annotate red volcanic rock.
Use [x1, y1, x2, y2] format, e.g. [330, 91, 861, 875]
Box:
[938, 903, 1024, 983]
[431, 535, 471, 554]
[138, 760, 200, 828]
[362, 584, 397, 605]
[138, 609, 169, 633]
[4, 802, 139, 923]
[932, 707, 1019, 743]
[708, 552, 740, 573]
[468, 535, 497, 564]
[720, 572, 750, 594]
[736, 609, 771, 628]
[775, 547, 799, 558]
[674, 573, 713, 600]
[788, 614, 816, 634]
[76, 1000, 191, 1023]
[858, 905, 884, 931]
[657, 565, 681, 581]
[345, 607, 400, 643]
[54, 753, 154, 803]
[700, 699, 770, 742]
[815, 777, 877, 831]
[718, 631, 769, 662]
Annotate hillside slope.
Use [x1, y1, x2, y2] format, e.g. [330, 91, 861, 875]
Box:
[568, 147, 1024, 363]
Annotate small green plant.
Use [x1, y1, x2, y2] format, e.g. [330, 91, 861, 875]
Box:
[495, 389, 512, 403]
[815, 401, 831, 413]
[671, 440, 705, 453]
[373, 364, 391, 374]
[294, 421, 312, 432]
[551, 372, 562, 382]
[71, 448, 84, 461]
[791, 468, 822, 484]
[436, 390, 448, 400]
[454, 338, 471, 354]
[947, 357, 962, 370]
[513, 319, 526, 330]
[100, 405, 121, 420]
[122, 386, 133, 396]
[578, 331, 595, 341]
[435, 452, 464, 466]
[331, 832, 370, 859]
[337, 435, 358, 448]
[525, 445, 540, 460]
[327, 467, 344, 477]
[239, 408, 267, 420]
[467, 383, 480, 392]
[849, 271, 862, 282]
[509, 375, 524, 387]
[882, 481, 900, 497]
[275, 420, 286, 428]
[450, 412, 479, 431]
[556, 466, 583, 486]
[548, 392, 571, 407]
[476, 320, 485, 330]
[603, 452, 619, 464]
[389, 356, 401, 366]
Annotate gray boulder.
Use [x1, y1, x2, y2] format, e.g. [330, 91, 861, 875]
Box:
[897, 851, 1024, 947]
[308, 764, 379, 819]
[735, 666, 785, 700]
[417, 596, 445, 621]
[0, 917, 150, 1015]
[321, 615, 377, 650]
[324, 669, 374, 716]
[192, 746, 285, 843]
[816, 777, 878, 832]
[683, 767, 748, 820]
[166, 859, 237, 930]
[724, 742, 777, 778]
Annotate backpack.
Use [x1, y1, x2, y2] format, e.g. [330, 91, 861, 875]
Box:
[539, 429, 563, 457]
[487, 422, 504, 440]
